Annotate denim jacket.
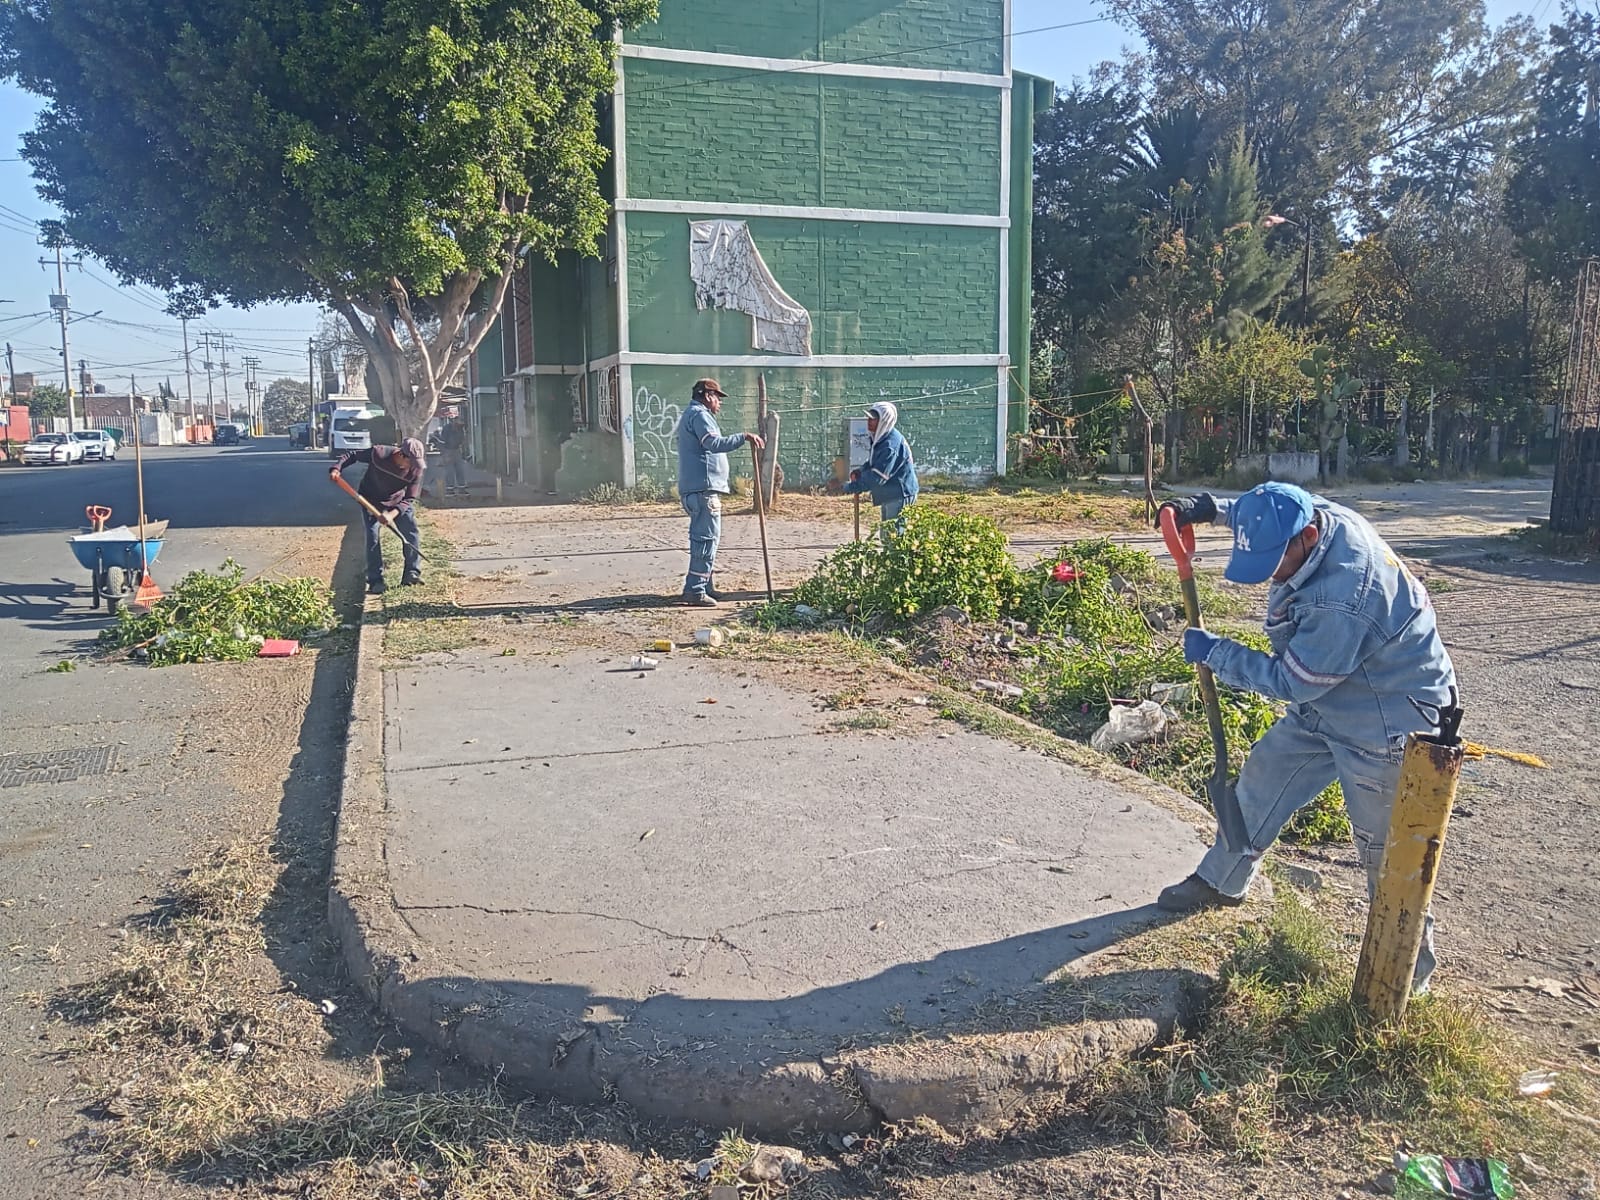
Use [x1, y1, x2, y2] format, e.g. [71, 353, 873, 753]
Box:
[843, 429, 919, 506]
[676, 402, 747, 496]
[1205, 497, 1457, 755]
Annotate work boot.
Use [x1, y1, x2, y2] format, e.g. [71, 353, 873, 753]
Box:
[367, 580, 387, 596]
[1156, 873, 1246, 913]
[681, 591, 719, 608]
[401, 574, 424, 588]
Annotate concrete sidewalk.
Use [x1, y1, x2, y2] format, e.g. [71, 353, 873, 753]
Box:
[326, 501, 1235, 1132]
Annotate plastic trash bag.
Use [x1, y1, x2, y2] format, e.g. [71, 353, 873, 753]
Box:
[1091, 699, 1170, 754]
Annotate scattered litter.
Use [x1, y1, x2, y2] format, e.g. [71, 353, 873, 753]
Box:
[1464, 742, 1548, 769]
[651, 639, 677, 654]
[318, 999, 338, 1016]
[909, 696, 928, 706]
[841, 1134, 858, 1148]
[1045, 866, 1070, 875]
[630, 655, 658, 671]
[1518, 1068, 1560, 1096]
[700, 697, 718, 705]
[695, 627, 725, 647]
[229, 1042, 250, 1058]
[973, 679, 1024, 699]
[741, 1145, 806, 1185]
[1148, 680, 1193, 707]
[257, 639, 300, 657]
[1393, 1148, 1513, 1198]
[1091, 699, 1170, 754]
[792, 604, 823, 624]
[693, 1158, 715, 1181]
[639, 829, 655, 843]
[869, 920, 884, 932]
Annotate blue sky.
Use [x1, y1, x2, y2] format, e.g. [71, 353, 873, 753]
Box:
[0, 1, 1551, 388]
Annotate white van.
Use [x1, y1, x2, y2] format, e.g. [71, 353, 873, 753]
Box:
[328, 405, 384, 457]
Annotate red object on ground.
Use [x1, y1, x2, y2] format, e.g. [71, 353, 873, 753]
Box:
[258, 640, 301, 658]
[1052, 562, 1080, 583]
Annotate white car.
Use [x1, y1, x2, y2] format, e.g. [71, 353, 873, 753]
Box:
[20, 432, 86, 465]
[74, 429, 117, 461]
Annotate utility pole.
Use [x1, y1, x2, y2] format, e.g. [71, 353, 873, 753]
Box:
[201, 333, 217, 426]
[217, 332, 231, 421]
[180, 316, 196, 428]
[242, 355, 261, 433]
[308, 337, 318, 449]
[39, 242, 83, 431]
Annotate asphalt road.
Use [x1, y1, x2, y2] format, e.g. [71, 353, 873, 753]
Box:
[0, 439, 355, 1198]
[0, 440, 348, 666]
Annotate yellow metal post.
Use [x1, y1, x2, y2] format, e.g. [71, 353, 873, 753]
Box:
[1353, 732, 1464, 1022]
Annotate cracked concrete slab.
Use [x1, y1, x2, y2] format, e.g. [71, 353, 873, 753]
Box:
[344, 645, 1210, 1129]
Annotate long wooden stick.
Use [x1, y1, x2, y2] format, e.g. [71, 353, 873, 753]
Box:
[853, 492, 861, 541]
[750, 441, 774, 601]
[129, 391, 149, 576]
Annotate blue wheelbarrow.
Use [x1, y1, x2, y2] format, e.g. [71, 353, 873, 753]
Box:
[69, 510, 167, 615]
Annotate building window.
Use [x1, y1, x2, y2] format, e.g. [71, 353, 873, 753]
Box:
[598, 366, 622, 435]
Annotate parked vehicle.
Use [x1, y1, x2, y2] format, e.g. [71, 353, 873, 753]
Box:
[288, 422, 311, 449]
[328, 405, 384, 456]
[21, 432, 86, 465]
[215, 423, 242, 446]
[74, 429, 117, 461]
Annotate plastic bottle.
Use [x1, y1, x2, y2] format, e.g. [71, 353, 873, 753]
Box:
[1396, 1151, 1514, 1199]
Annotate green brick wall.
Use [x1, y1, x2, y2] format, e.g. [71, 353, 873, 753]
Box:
[622, 60, 1001, 214]
[627, 212, 999, 357]
[627, 0, 1004, 73]
[629, 366, 999, 488]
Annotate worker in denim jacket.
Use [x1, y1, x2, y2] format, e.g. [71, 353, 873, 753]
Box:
[1156, 482, 1457, 992]
[675, 378, 764, 607]
[843, 401, 919, 523]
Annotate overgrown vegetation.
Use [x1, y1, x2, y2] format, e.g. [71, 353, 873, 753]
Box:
[580, 479, 677, 505]
[774, 509, 1348, 841]
[1090, 891, 1590, 1165]
[98, 559, 334, 666]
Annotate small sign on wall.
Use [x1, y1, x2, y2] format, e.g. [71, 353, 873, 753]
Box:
[845, 417, 871, 470]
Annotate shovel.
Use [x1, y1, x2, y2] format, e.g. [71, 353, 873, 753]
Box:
[1159, 507, 1249, 855]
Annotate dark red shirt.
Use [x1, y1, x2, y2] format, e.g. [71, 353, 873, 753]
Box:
[338, 446, 422, 510]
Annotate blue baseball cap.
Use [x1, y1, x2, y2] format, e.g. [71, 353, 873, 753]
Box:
[1224, 483, 1315, 584]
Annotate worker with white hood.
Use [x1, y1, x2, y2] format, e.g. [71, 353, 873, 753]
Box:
[843, 401, 919, 523]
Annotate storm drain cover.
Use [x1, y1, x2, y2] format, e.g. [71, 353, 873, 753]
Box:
[0, 746, 118, 788]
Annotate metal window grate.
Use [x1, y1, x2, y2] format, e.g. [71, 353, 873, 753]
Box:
[1552, 259, 1600, 536]
[0, 745, 118, 788]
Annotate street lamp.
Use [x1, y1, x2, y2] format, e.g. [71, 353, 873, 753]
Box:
[1264, 213, 1313, 325]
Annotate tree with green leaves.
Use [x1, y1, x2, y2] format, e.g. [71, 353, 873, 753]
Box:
[262, 378, 310, 435]
[1, 0, 657, 439]
[1507, 9, 1600, 279]
[26, 383, 70, 420]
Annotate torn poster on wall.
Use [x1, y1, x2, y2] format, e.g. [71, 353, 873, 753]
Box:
[689, 219, 813, 356]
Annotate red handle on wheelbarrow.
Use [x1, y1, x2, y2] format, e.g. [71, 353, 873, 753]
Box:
[1158, 505, 1198, 582]
[86, 505, 112, 533]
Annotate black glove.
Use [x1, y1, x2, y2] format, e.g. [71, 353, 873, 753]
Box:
[1156, 493, 1217, 530]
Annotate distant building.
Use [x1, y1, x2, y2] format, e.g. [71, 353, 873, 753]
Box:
[466, 0, 1051, 496]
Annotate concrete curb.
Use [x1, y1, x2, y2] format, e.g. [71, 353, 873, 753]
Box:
[329, 612, 1210, 1135]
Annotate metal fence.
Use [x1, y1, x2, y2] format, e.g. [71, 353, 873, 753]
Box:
[1552, 260, 1600, 535]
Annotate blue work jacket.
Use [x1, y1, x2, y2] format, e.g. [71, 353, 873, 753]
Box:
[1206, 498, 1458, 755]
[676, 403, 747, 496]
[843, 429, 919, 507]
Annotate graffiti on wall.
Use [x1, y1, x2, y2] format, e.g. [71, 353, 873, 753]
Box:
[631, 385, 681, 473]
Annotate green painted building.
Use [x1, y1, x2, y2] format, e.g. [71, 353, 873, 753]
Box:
[468, 0, 1051, 495]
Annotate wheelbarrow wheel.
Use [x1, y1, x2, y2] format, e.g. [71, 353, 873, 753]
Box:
[104, 566, 127, 615]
